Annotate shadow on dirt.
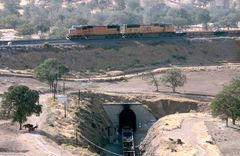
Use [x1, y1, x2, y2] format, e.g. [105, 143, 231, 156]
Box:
[32, 129, 77, 147]
[0, 148, 29, 153]
[229, 125, 240, 132]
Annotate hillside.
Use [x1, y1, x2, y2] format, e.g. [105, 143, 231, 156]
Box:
[8, 0, 240, 9]
[0, 38, 240, 73]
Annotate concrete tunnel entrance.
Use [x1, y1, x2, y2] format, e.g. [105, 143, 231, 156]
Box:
[119, 108, 136, 132]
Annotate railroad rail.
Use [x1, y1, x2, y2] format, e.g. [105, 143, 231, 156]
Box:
[0, 39, 72, 47]
[0, 33, 239, 48]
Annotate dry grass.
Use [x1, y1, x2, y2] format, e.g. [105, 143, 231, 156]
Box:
[1, 39, 240, 72]
[155, 113, 184, 131]
[46, 98, 99, 156]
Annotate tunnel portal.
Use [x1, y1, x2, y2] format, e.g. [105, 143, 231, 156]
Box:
[119, 108, 136, 132]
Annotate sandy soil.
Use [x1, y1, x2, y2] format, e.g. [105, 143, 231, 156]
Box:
[88, 69, 240, 97]
[0, 76, 49, 94]
[206, 120, 240, 156]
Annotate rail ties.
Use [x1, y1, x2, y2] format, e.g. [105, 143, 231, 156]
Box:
[122, 127, 136, 156]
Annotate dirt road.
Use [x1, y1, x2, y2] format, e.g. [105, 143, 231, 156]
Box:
[0, 94, 76, 156]
[170, 116, 220, 156]
[206, 120, 240, 156]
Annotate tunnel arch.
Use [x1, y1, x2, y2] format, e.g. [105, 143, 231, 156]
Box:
[119, 108, 136, 132]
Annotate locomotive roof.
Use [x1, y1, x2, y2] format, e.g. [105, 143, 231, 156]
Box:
[71, 24, 173, 29]
[72, 24, 120, 28]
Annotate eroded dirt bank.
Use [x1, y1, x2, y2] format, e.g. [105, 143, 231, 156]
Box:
[0, 38, 240, 72]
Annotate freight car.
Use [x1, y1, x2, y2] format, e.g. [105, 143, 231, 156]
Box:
[183, 29, 240, 37]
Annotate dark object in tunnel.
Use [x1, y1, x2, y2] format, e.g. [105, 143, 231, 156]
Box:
[119, 109, 136, 132]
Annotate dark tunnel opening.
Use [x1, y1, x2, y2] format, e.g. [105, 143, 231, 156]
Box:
[119, 109, 136, 132]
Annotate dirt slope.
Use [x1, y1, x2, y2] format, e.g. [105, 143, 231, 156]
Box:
[0, 38, 240, 72]
[139, 113, 221, 156]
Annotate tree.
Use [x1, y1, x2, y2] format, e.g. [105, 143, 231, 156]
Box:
[105, 10, 143, 24]
[3, 0, 20, 15]
[166, 8, 192, 26]
[48, 26, 69, 39]
[22, 3, 51, 34]
[127, 0, 140, 10]
[161, 68, 186, 93]
[193, 8, 210, 29]
[115, 0, 126, 10]
[0, 85, 42, 130]
[211, 77, 240, 127]
[16, 22, 36, 37]
[3, 14, 21, 29]
[142, 71, 160, 92]
[34, 58, 69, 100]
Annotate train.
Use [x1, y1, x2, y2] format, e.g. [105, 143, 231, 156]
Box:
[122, 127, 135, 156]
[66, 23, 240, 40]
[66, 24, 175, 39]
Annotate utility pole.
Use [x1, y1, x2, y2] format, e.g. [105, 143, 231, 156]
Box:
[78, 89, 81, 107]
[64, 103, 67, 118]
[63, 78, 65, 95]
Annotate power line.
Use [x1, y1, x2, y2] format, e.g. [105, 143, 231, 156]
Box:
[77, 132, 123, 156]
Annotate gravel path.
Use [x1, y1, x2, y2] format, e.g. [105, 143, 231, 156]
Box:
[167, 115, 221, 156]
[170, 118, 207, 156]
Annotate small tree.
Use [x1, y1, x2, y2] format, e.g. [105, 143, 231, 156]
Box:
[34, 58, 69, 100]
[193, 8, 210, 30]
[161, 68, 186, 93]
[142, 71, 160, 92]
[1, 85, 42, 130]
[211, 77, 240, 127]
[16, 22, 36, 38]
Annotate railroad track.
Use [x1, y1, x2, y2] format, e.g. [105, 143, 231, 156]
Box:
[122, 127, 136, 156]
[0, 34, 239, 48]
[0, 39, 74, 47]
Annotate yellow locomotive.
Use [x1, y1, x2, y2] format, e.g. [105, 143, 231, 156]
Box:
[121, 24, 175, 37]
[67, 25, 121, 39]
